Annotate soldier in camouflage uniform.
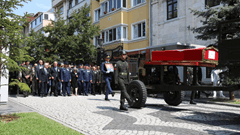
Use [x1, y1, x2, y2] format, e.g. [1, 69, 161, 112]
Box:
[114, 50, 135, 111]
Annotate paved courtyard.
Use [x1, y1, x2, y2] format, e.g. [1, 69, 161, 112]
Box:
[9, 94, 240, 135]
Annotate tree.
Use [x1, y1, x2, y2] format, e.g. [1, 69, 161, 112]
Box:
[190, 0, 240, 44]
[44, 4, 100, 64]
[0, 0, 33, 78]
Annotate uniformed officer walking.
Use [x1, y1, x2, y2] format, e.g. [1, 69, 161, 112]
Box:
[114, 50, 135, 110]
[101, 55, 115, 101]
[82, 64, 92, 96]
[78, 64, 84, 95]
[61, 62, 71, 96]
[50, 61, 60, 97]
[22, 61, 32, 97]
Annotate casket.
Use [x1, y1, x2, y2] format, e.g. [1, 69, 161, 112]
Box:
[145, 47, 218, 67]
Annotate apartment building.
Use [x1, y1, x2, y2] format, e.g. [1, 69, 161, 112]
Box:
[92, 0, 149, 53]
[150, 0, 221, 84]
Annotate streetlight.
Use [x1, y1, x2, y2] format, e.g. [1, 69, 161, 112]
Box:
[98, 38, 103, 48]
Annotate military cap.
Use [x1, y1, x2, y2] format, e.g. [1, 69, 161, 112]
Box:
[119, 50, 127, 55]
[58, 62, 61, 65]
[64, 61, 68, 65]
[85, 64, 89, 66]
[105, 54, 111, 59]
[73, 63, 76, 66]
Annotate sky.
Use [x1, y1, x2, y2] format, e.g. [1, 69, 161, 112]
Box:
[13, 0, 52, 16]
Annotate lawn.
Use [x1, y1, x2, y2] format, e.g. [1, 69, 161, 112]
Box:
[0, 112, 83, 135]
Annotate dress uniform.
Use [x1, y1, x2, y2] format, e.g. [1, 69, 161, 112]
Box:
[39, 65, 49, 98]
[96, 67, 102, 94]
[101, 55, 114, 100]
[61, 62, 71, 96]
[50, 64, 60, 96]
[78, 64, 84, 95]
[22, 62, 32, 97]
[114, 50, 134, 110]
[91, 68, 99, 95]
[82, 64, 92, 96]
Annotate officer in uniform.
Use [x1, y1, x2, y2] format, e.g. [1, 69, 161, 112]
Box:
[50, 61, 60, 97]
[114, 50, 135, 110]
[61, 61, 71, 96]
[101, 55, 115, 101]
[91, 66, 99, 96]
[78, 64, 84, 95]
[39, 63, 49, 98]
[57, 62, 62, 95]
[82, 64, 92, 96]
[96, 66, 102, 94]
[22, 61, 32, 97]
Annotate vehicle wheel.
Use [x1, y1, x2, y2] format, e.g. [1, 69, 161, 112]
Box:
[127, 80, 147, 108]
[163, 91, 184, 106]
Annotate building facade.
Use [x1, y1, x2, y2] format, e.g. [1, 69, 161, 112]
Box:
[150, 0, 221, 84]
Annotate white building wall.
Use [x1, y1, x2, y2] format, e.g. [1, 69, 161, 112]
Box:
[0, 47, 9, 102]
[68, 0, 90, 17]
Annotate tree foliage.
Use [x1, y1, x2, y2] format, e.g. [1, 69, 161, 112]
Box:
[0, 0, 33, 78]
[190, 0, 240, 44]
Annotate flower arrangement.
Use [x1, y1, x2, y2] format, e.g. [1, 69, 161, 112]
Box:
[111, 8, 115, 11]
[104, 11, 107, 14]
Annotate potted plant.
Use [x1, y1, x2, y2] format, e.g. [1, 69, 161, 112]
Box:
[104, 11, 107, 14]
[111, 8, 115, 11]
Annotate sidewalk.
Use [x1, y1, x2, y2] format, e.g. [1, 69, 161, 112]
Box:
[0, 95, 34, 115]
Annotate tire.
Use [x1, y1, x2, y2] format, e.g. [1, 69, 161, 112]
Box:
[127, 80, 147, 108]
[163, 91, 184, 106]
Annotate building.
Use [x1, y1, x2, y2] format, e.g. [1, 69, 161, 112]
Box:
[28, 12, 55, 36]
[150, 0, 222, 84]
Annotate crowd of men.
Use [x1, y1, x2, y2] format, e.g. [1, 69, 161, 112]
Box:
[18, 60, 108, 98]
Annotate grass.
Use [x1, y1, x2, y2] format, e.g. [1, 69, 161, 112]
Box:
[0, 112, 83, 135]
[210, 99, 240, 105]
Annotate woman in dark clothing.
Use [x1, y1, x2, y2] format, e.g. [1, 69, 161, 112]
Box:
[71, 68, 78, 96]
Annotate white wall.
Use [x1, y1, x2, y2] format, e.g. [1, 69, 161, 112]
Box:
[67, 0, 90, 17]
[0, 46, 9, 102]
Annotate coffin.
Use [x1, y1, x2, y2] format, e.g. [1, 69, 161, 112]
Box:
[146, 47, 218, 67]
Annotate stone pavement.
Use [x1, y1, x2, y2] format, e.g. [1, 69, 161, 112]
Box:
[8, 94, 240, 135]
[0, 97, 34, 115]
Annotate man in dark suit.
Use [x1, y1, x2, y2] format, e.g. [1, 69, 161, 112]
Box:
[91, 66, 99, 96]
[39, 63, 49, 98]
[22, 61, 32, 97]
[50, 61, 60, 97]
[96, 66, 102, 94]
[58, 62, 63, 96]
[61, 61, 71, 96]
[78, 64, 84, 95]
[101, 55, 115, 101]
[36, 60, 44, 96]
[82, 64, 92, 96]
[31, 63, 38, 96]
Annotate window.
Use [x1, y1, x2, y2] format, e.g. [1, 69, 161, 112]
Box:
[95, 36, 100, 46]
[59, 6, 64, 15]
[167, 0, 177, 20]
[31, 22, 33, 28]
[35, 19, 37, 25]
[113, 28, 116, 40]
[39, 15, 42, 22]
[69, 0, 73, 9]
[123, 27, 127, 38]
[123, 0, 126, 8]
[133, 0, 145, 6]
[102, 32, 105, 43]
[106, 31, 108, 42]
[205, 0, 220, 7]
[75, 0, 78, 5]
[44, 14, 48, 20]
[94, 9, 100, 22]
[117, 27, 121, 39]
[133, 22, 145, 39]
[101, 2, 108, 15]
[109, 29, 112, 41]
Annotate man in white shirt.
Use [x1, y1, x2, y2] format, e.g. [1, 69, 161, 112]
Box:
[211, 68, 226, 98]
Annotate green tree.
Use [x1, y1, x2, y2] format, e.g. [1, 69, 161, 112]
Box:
[190, 0, 240, 43]
[0, 0, 33, 78]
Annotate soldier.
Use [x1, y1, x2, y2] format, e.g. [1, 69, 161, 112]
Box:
[91, 66, 99, 96]
[78, 64, 84, 95]
[82, 64, 92, 96]
[57, 62, 63, 96]
[36, 60, 44, 96]
[39, 63, 49, 98]
[96, 66, 102, 94]
[114, 50, 135, 111]
[101, 55, 115, 101]
[22, 61, 32, 97]
[31, 63, 38, 96]
[50, 61, 60, 97]
[61, 61, 72, 96]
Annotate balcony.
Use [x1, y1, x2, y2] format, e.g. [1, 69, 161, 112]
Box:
[52, 0, 63, 8]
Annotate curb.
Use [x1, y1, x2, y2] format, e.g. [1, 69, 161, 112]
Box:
[9, 98, 90, 135]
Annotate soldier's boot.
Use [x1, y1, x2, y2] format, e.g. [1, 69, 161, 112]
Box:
[120, 100, 128, 111]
